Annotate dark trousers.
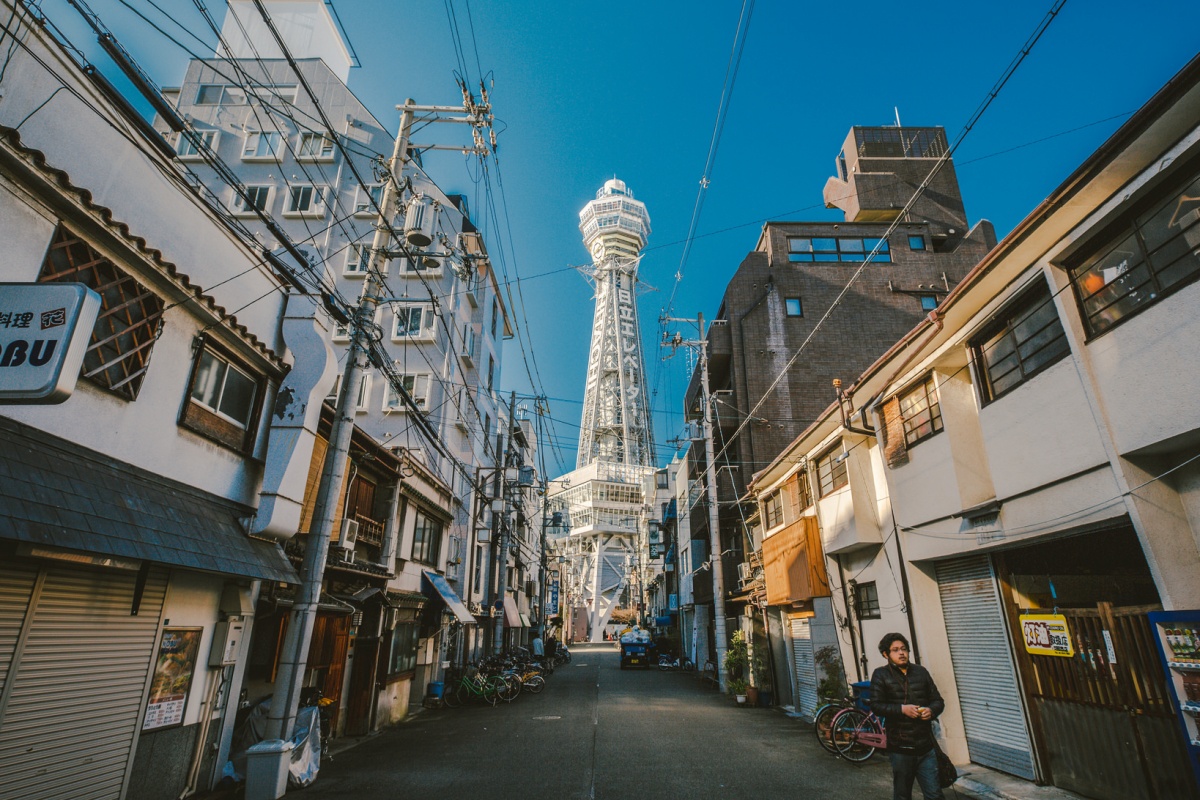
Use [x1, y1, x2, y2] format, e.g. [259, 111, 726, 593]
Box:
[888, 748, 943, 800]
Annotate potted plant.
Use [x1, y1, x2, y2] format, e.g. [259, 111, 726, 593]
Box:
[728, 677, 749, 705]
[724, 630, 748, 680]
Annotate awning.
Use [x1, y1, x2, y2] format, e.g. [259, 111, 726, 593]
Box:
[422, 570, 475, 623]
[503, 596, 521, 628]
[0, 417, 297, 583]
[518, 612, 532, 628]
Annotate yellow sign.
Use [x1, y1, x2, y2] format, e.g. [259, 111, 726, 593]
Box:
[1020, 613, 1074, 657]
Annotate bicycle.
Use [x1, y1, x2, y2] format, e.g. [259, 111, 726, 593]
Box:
[441, 669, 504, 708]
[657, 654, 694, 671]
[813, 695, 858, 754]
[828, 706, 887, 762]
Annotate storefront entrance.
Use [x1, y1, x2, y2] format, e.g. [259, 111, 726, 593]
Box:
[995, 526, 1199, 800]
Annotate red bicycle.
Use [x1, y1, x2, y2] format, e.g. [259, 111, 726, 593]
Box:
[827, 706, 887, 762]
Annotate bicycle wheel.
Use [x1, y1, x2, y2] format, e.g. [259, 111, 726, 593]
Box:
[813, 703, 842, 754]
[501, 675, 522, 702]
[524, 675, 546, 694]
[442, 681, 463, 708]
[831, 708, 879, 763]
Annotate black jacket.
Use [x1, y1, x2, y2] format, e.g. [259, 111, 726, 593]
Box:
[868, 662, 945, 754]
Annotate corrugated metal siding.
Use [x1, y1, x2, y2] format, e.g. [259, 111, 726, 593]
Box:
[936, 556, 1036, 780]
[790, 616, 818, 718]
[0, 565, 167, 800]
[0, 562, 39, 696]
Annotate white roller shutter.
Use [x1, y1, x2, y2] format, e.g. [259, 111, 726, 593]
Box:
[790, 616, 819, 718]
[0, 562, 39, 695]
[0, 563, 167, 800]
[937, 556, 1035, 780]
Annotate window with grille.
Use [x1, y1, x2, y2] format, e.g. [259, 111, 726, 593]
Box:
[762, 490, 783, 529]
[346, 243, 370, 275]
[899, 375, 943, 446]
[387, 622, 419, 676]
[854, 581, 881, 619]
[1068, 170, 1200, 337]
[972, 278, 1069, 403]
[37, 226, 163, 400]
[816, 443, 848, 497]
[182, 344, 263, 451]
[410, 510, 443, 564]
[297, 132, 335, 160]
[794, 469, 814, 511]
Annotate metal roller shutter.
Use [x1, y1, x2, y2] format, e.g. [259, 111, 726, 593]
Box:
[0, 564, 168, 800]
[0, 562, 39, 695]
[937, 556, 1035, 780]
[790, 616, 819, 718]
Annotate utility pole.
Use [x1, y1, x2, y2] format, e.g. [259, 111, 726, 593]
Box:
[663, 312, 729, 692]
[264, 101, 416, 744]
[492, 391, 518, 654]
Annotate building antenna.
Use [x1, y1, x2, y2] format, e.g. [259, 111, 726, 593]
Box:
[894, 106, 902, 127]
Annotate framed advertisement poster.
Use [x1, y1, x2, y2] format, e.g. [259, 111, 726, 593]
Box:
[142, 627, 202, 731]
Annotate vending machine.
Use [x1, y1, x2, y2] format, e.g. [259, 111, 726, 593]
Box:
[1148, 610, 1200, 789]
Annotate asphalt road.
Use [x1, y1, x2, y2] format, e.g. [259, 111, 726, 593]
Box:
[294, 643, 894, 800]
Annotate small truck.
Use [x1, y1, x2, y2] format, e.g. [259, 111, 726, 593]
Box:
[618, 628, 655, 669]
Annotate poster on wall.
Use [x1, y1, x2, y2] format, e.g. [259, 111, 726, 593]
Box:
[1019, 613, 1074, 657]
[142, 627, 202, 731]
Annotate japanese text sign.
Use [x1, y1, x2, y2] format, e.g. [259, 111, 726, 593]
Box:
[1020, 613, 1075, 657]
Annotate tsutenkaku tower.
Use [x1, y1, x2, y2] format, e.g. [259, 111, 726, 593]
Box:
[576, 178, 656, 469]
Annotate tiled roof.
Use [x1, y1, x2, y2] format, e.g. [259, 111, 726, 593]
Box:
[0, 416, 298, 584]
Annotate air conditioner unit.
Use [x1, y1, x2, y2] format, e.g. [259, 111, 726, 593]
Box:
[337, 518, 359, 550]
[737, 562, 752, 584]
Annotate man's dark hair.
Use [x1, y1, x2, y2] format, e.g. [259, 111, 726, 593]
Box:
[879, 632, 909, 655]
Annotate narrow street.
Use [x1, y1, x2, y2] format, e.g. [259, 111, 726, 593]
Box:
[294, 644, 893, 800]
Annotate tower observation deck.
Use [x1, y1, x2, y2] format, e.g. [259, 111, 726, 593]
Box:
[576, 178, 655, 469]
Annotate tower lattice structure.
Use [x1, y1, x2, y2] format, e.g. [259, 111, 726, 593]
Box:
[576, 178, 655, 469]
[548, 179, 659, 643]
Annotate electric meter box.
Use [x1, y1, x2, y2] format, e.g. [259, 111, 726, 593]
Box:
[209, 618, 246, 667]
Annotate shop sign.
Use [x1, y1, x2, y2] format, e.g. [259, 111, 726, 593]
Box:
[1020, 613, 1074, 657]
[0, 283, 100, 403]
[143, 627, 202, 730]
[547, 578, 559, 616]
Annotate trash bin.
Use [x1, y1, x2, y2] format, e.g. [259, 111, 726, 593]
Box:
[427, 681, 444, 700]
[245, 739, 294, 800]
[851, 680, 871, 710]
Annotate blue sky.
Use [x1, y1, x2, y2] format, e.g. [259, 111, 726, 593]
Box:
[41, 0, 1200, 475]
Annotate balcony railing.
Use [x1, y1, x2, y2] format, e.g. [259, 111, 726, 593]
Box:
[354, 513, 385, 547]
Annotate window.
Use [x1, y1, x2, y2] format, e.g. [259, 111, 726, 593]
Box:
[461, 324, 477, 362]
[487, 355, 495, 391]
[232, 185, 271, 216]
[182, 345, 263, 451]
[410, 510, 443, 564]
[297, 132, 335, 160]
[195, 84, 244, 106]
[387, 622, 419, 675]
[793, 469, 814, 511]
[762, 491, 783, 529]
[327, 373, 371, 411]
[333, 322, 350, 342]
[919, 294, 938, 312]
[247, 84, 297, 104]
[241, 130, 281, 160]
[815, 443, 848, 497]
[490, 298, 499, 338]
[176, 129, 216, 159]
[355, 184, 383, 216]
[401, 257, 439, 275]
[854, 581, 881, 619]
[908, 235, 927, 251]
[788, 236, 891, 263]
[972, 278, 1069, 403]
[785, 297, 803, 317]
[346, 243, 370, 275]
[284, 185, 325, 216]
[898, 375, 943, 446]
[1068, 171, 1200, 336]
[38, 225, 164, 400]
[384, 373, 430, 412]
[392, 304, 432, 339]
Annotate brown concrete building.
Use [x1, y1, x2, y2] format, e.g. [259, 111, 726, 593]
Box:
[682, 126, 995, 709]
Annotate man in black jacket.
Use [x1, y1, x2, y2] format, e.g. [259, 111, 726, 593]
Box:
[869, 632, 945, 800]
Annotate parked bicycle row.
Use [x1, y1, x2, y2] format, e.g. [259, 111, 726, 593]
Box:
[436, 645, 570, 708]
